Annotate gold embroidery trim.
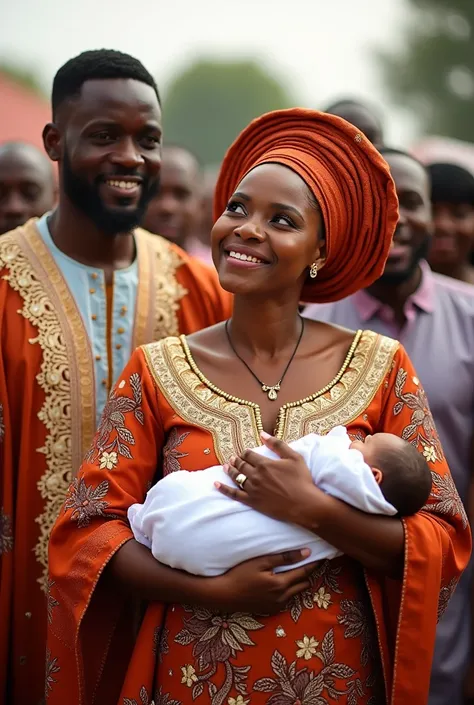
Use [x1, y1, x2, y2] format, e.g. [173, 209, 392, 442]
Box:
[133, 230, 188, 348]
[143, 331, 399, 461]
[283, 331, 399, 441]
[144, 338, 259, 463]
[0, 221, 94, 590]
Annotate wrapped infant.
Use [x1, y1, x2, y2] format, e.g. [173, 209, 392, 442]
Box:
[128, 426, 432, 575]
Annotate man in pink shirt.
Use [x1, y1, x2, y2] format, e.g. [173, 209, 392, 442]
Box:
[305, 147, 474, 705]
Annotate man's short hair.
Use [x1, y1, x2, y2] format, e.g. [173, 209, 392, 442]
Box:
[52, 49, 160, 119]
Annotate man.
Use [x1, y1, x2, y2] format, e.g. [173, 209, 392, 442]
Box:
[305, 147, 474, 705]
[143, 144, 201, 252]
[324, 98, 384, 149]
[427, 161, 474, 284]
[0, 49, 231, 705]
[0, 141, 55, 234]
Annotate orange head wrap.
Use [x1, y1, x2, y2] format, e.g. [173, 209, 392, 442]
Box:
[213, 108, 399, 303]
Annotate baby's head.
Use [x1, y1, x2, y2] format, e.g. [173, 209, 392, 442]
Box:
[350, 433, 432, 516]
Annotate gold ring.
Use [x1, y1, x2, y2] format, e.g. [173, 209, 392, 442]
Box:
[235, 473, 247, 490]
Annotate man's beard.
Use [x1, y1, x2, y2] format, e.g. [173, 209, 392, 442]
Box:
[378, 235, 431, 285]
[62, 148, 159, 236]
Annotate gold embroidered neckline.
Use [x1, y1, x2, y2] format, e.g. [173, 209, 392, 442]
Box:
[179, 330, 363, 436]
[145, 331, 398, 462]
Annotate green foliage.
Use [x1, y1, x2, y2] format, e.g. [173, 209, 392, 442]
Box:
[162, 58, 295, 166]
[377, 0, 474, 140]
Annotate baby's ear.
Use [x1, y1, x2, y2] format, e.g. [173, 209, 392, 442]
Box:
[371, 467, 383, 485]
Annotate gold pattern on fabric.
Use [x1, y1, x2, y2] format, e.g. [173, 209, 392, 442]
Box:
[143, 332, 398, 463]
[282, 331, 398, 441]
[144, 338, 260, 463]
[133, 231, 188, 348]
[392, 367, 444, 461]
[0, 507, 13, 555]
[0, 222, 94, 590]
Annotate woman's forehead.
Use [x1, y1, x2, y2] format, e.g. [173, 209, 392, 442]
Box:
[234, 162, 311, 203]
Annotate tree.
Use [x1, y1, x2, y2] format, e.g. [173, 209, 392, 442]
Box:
[162, 58, 296, 166]
[376, 0, 474, 141]
[0, 60, 46, 98]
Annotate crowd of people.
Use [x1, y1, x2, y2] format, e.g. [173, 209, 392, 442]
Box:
[0, 47, 473, 705]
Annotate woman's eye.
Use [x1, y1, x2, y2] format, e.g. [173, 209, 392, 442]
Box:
[273, 215, 294, 226]
[226, 202, 246, 215]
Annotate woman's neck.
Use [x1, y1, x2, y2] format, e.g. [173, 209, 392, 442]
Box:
[229, 294, 303, 359]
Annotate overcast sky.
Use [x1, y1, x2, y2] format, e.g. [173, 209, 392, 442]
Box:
[1, 0, 416, 145]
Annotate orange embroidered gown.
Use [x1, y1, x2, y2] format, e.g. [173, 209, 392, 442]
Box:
[0, 220, 232, 705]
[47, 331, 471, 705]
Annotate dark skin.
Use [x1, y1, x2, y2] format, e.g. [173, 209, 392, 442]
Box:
[0, 143, 55, 234]
[196, 168, 218, 248]
[109, 162, 404, 613]
[367, 153, 432, 327]
[428, 201, 474, 284]
[143, 146, 201, 249]
[42, 78, 162, 283]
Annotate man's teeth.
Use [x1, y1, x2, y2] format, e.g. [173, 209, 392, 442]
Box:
[228, 251, 263, 264]
[106, 180, 138, 190]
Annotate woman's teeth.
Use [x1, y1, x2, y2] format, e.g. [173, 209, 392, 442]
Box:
[228, 251, 263, 264]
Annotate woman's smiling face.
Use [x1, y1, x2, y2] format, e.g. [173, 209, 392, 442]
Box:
[211, 162, 324, 298]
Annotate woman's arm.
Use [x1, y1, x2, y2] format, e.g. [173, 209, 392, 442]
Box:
[297, 485, 404, 576]
[107, 538, 317, 614]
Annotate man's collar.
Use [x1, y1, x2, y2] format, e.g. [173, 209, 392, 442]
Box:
[353, 260, 435, 321]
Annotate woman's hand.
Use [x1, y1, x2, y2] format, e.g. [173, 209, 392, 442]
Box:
[209, 549, 317, 614]
[216, 431, 324, 526]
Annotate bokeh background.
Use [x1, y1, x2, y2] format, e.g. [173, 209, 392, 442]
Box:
[2, 0, 474, 169]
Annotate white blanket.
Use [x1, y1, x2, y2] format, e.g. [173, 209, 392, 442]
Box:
[128, 426, 396, 576]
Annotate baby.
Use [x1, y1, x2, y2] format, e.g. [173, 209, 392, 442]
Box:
[128, 426, 432, 576]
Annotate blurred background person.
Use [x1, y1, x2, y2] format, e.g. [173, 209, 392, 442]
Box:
[189, 164, 218, 264]
[427, 162, 474, 284]
[143, 144, 202, 252]
[324, 98, 384, 148]
[0, 141, 55, 234]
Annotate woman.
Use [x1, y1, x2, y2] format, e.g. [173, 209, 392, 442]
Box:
[47, 110, 471, 705]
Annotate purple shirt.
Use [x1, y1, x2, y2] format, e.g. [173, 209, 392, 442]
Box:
[305, 260, 474, 705]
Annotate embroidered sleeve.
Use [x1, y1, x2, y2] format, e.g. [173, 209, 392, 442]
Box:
[379, 347, 467, 529]
[378, 343, 471, 622]
[62, 347, 165, 529]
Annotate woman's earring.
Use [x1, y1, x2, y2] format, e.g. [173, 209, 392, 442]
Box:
[309, 262, 319, 279]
